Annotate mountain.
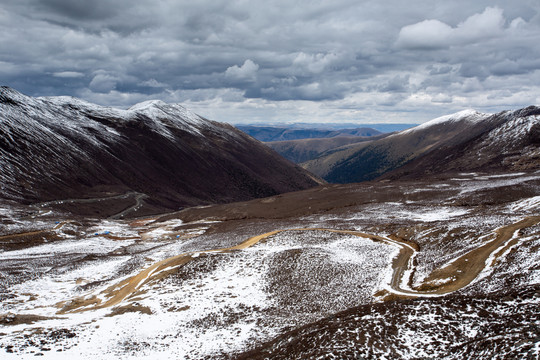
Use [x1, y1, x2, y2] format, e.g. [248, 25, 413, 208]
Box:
[266, 134, 389, 163]
[235, 125, 382, 142]
[0, 87, 322, 216]
[302, 107, 540, 183]
[1, 90, 539, 358]
[381, 106, 540, 180]
[238, 285, 539, 359]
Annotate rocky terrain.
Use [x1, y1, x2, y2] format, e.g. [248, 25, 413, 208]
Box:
[1, 97, 539, 359]
[0, 87, 321, 216]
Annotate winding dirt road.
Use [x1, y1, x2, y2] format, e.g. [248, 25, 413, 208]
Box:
[401, 215, 540, 296]
[57, 229, 284, 313]
[57, 216, 540, 313]
[22, 192, 148, 220]
[108, 193, 148, 220]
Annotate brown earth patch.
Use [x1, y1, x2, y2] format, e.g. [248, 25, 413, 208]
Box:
[0, 313, 61, 326]
[0, 231, 62, 251]
[106, 305, 152, 317]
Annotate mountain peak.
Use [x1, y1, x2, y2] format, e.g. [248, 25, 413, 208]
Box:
[512, 105, 540, 118]
[128, 99, 169, 111]
[127, 99, 205, 127]
[405, 109, 489, 133]
[0, 85, 20, 94]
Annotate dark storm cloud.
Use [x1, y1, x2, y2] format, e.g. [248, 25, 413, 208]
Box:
[36, 0, 120, 20]
[1, 0, 540, 123]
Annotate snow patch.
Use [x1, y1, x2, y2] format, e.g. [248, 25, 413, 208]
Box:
[509, 195, 540, 212]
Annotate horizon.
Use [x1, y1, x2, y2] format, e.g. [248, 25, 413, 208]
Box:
[1, 1, 539, 125]
[3, 84, 535, 129]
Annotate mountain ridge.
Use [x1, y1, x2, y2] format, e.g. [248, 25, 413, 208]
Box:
[0, 86, 322, 216]
[381, 106, 540, 180]
[302, 106, 540, 183]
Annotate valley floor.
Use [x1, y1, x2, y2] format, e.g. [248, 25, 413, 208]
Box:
[1, 171, 539, 359]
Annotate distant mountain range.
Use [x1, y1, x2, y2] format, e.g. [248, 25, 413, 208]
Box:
[301, 107, 540, 183]
[236, 122, 416, 133]
[236, 125, 387, 164]
[2, 85, 538, 217]
[0, 87, 321, 216]
[235, 125, 382, 142]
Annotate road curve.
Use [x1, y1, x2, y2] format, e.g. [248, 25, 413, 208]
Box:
[23, 192, 147, 220]
[57, 216, 540, 313]
[393, 215, 540, 297]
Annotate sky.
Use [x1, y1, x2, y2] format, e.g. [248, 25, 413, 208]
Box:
[1, 0, 540, 124]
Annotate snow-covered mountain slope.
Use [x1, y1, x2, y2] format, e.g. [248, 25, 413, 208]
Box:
[238, 284, 540, 360]
[0, 87, 321, 215]
[383, 106, 540, 180]
[400, 109, 489, 134]
[302, 106, 540, 183]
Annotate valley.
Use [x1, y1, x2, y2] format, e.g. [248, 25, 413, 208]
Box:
[1, 171, 539, 359]
[3, 0, 540, 358]
[1, 89, 539, 359]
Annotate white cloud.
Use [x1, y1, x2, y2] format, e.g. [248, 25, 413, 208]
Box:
[431, 93, 453, 104]
[292, 52, 339, 74]
[89, 71, 120, 93]
[53, 71, 85, 78]
[453, 7, 505, 42]
[225, 59, 259, 82]
[396, 7, 507, 49]
[396, 19, 453, 49]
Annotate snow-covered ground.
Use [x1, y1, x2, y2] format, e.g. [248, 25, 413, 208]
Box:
[1, 172, 539, 358]
[0, 221, 397, 358]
